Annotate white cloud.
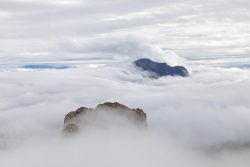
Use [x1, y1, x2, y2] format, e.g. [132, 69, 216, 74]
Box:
[0, 60, 250, 166]
[1, 0, 250, 166]
[1, 0, 250, 60]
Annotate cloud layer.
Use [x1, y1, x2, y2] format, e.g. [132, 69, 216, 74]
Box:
[0, 0, 250, 62]
[1, 0, 250, 166]
[0, 56, 250, 166]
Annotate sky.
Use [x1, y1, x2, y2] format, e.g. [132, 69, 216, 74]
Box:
[1, 0, 250, 167]
[0, 0, 250, 62]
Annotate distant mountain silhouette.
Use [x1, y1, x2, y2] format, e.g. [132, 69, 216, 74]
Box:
[22, 64, 71, 69]
[134, 58, 189, 77]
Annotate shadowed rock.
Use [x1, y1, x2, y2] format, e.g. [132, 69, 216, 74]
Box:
[63, 124, 79, 133]
[63, 102, 147, 134]
[134, 58, 189, 78]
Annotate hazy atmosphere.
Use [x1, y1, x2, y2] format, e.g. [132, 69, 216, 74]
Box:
[1, 0, 250, 166]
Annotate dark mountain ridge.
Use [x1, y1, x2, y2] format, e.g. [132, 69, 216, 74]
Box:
[134, 58, 189, 77]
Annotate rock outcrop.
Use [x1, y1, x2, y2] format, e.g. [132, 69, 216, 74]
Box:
[134, 58, 189, 78]
[63, 102, 147, 134]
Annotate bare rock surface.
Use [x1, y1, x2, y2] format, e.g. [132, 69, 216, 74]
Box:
[63, 102, 147, 134]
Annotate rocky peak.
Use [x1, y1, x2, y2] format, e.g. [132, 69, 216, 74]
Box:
[134, 58, 189, 78]
[63, 102, 147, 134]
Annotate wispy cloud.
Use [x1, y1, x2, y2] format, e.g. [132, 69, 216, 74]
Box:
[1, 1, 250, 166]
[0, 0, 250, 60]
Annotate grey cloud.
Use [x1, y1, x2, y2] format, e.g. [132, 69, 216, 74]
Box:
[1, 1, 250, 166]
[1, 0, 250, 59]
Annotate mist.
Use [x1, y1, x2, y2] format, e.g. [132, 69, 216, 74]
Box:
[1, 52, 250, 166]
[1, 0, 250, 166]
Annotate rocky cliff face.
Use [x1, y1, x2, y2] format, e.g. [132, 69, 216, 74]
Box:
[134, 58, 189, 78]
[63, 102, 147, 134]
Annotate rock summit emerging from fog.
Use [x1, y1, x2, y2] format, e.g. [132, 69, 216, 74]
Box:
[64, 102, 147, 134]
[134, 58, 189, 78]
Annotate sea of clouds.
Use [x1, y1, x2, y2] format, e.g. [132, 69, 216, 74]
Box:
[1, 0, 250, 166]
[0, 38, 250, 166]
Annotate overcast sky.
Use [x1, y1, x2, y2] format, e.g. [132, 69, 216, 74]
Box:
[0, 0, 250, 62]
[1, 1, 250, 166]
